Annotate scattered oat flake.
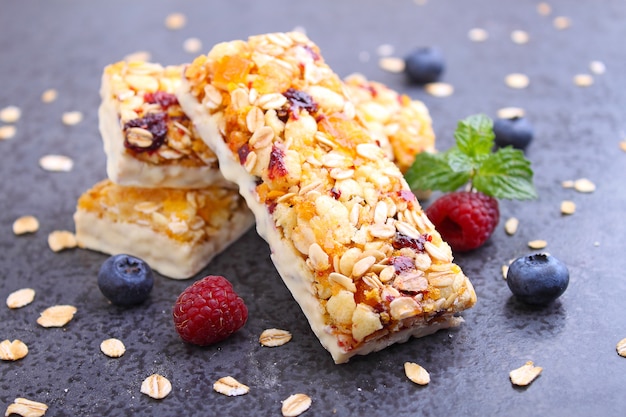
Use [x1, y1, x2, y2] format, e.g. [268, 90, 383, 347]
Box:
[553, 16, 571, 30]
[504, 217, 519, 235]
[183, 37, 203, 54]
[378, 57, 405, 73]
[5, 398, 48, 417]
[213, 376, 250, 397]
[501, 264, 509, 279]
[0, 125, 17, 140]
[259, 328, 293, 347]
[100, 338, 126, 358]
[62, 111, 83, 126]
[376, 43, 395, 57]
[12, 215, 40, 235]
[528, 239, 548, 250]
[574, 178, 595, 193]
[620, 141, 626, 152]
[48, 230, 77, 252]
[165, 12, 186, 30]
[468, 28, 488, 42]
[41, 89, 58, 103]
[424, 82, 454, 97]
[6, 288, 36, 309]
[616, 338, 626, 357]
[505, 73, 530, 89]
[0, 339, 29, 361]
[141, 374, 172, 399]
[404, 362, 430, 385]
[573, 74, 594, 87]
[497, 107, 525, 119]
[124, 50, 152, 62]
[37, 305, 77, 328]
[537, 2, 552, 16]
[39, 154, 74, 172]
[560, 200, 576, 215]
[511, 30, 530, 44]
[561, 179, 575, 188]
[282, 393, 312, 417]
[510, 361, 542, 386]
[589, 60, 606, 75]
[0, 105, 21, 123]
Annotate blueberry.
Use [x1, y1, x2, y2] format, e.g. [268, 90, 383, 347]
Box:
[404, 47, 445, 85]
[493, 116, 534, 150]
[506, 253, 569, 305]
[98, 254, 154, 306]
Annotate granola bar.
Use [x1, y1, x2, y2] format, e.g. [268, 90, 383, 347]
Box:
[73, 179, 254, 279]
[99, 60, 233, 189]
[177, 32, 476, 363]
[343, 73, 436, 173]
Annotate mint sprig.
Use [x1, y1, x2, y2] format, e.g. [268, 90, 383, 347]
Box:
[404, 114, 537, 200]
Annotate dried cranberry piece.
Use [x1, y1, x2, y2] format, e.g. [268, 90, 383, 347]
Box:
[282, 88, 318, 119]
[123, 112, 168, 152]
[238, 143, 251, 165]
[330, 187, 341, 200]
[268, 145, 288, 179]
[390, 256, 415, 273]
[144, 91, 179, 109]
[302, 45, 321, 61]
[392, 232, 431, 252]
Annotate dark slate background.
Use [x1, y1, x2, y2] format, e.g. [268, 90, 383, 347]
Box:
[1, 1, 625, 416]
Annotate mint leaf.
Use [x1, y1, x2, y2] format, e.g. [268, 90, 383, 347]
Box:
[454, 114, 495, 159]
[473, 147, 537, 200]
[405, 151, 470, 192]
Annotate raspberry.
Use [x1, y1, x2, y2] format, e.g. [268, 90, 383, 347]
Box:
[173, 275, 248, 346]
[425, 191, 499, 252]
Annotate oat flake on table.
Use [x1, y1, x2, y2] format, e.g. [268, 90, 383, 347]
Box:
[282, 393, 312, 417]
[39, 154, 74, 172]
[213, 376, 250, 396]
[0, 125, 17, 140]
[0, 339, 29, 361]
[6, 288, 36, 309]
[509, 361, 542, 386]
[0, 105, 21, 123]
[37, 305, 77, 327]
[141, 374, 172, 399]
[12, 215, 40, 235]
[4, 397, 48, 417]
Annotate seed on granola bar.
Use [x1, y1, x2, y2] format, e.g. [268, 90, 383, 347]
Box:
[39, 154, 74, 172]
[505, 73, 530, 89]
[47, 230, 77, 252]
[62, 111, 83, 125]
[617, 338, 626, 357]
[259, 328, 292, 347]
[6, 288, 35, 309]
[404, 361, 430, 385]
[12, 215, 40, 235]
[560, 200, 576, 215]
[0, 339, 29, 361]
[281, 393, 312, 417]
[100, 338, 126, 358]
[41, 89, 58, 103]
[509, 361, 542, 386]
[4, 398, 48, 417]
[0, 105, 21, 123]
[37, 305, 77, 328]
[164, 12, 186, 30]
[0, 125, 16, 140]
[141, 374, 172, 399]
[213, 376, 250, 396]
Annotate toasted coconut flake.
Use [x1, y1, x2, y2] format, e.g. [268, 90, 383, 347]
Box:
[213, 376, 250, 396]
[48, 230, 77, 252]
[424, 82, 454, 97]
[497, 107, 525, 119]
[537, 2, 552, 16]
[0, 105, 21, 123]
[589, 61, 606, 75]
[164, 12, 186, 30]
[504, 217, 519, 235]
[573, 74, 594, 87]
[39, 154, 74, 172]
[0, 339, 29, 361]
[5, 398, 48, 417]
[553, 16, 572, 30]
[100, 338, 126, 358]
[6, 288, 35, 309]
[0, 125, 17, 140]
[183, 37, 203, 54]
[41, 89, 58, 103]
[511, 30, 530, 44]
[505, 73, 530, 89]
[617, 338, 626, 357]
[282, 393, 312, 417]
[13, 215, 40, 235]
[141, 374, 172, 399]
[259, 328, 293, 347]
[468, 28, 488, 42]
[37, 305, 77, 328]
[574, 178, 595, 193]
[560, 200, 576, 215]
[62, 111, 83, 126]
[378, 57, 405, 73]
[510, 361, 542, 386]
[404, 361, 430, 385]
[528, 239, 548, 250]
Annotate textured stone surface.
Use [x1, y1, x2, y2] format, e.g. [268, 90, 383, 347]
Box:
[1, 1, 625, 416]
